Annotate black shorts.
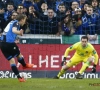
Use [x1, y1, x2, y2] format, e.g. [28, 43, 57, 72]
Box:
[0, 42, 20, 60]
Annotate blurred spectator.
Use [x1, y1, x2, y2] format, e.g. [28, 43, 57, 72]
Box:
[22, 0, 33, 8]
[72, 7, 83, 35]
[59, 15, 75, 36]
[38, 8, 67, 22]
[55, 0, 65, 11]
[71, 1, 80, 16]
[17, 4, 28, 16]
[82, 5, 99, 41]
[0, 0, 5, 9]
[17, 4, 28, 33]
[28, 5, 40, 21]
[1, 0, 14, 9]
[17, 4, 24, 14]
[91, 0, 100, 15]
[80, 0, 87, 8]
[43, 0, 55, 11]
[4, 3, 15, 21]
[29, 8, 68, 35]
[28, 5, 40, 34]
[28, 5, 36, 15]
[56, 3, 67, 17]
[21, 0, 39, 11]
[40, 3, 48, 15]
[5, 11, 18, 27]
[81, 1, 89, 16]
[40, 8, 59, 34]
[34, 0, 45, 11]
[0, 7, 5, 33]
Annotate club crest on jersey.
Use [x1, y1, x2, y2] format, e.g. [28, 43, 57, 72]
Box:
[93, 50, 96, 54]
[14, 47, 16, 49]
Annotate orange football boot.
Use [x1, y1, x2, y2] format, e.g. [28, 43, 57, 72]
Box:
[23, 63, 34, 69]
[18, 77, 26, 82]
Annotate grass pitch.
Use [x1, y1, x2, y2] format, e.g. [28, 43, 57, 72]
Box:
[0, 78, 100, 90]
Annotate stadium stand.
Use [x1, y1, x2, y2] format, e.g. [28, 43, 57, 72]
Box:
[0, 0, 100, 44]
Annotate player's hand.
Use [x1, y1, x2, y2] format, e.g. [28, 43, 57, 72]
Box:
[61, 61, 66, 66]
[15, 39, 20, 43]
[91, 64, 96, 73]
[20, 29, 24, 36]
[61, 57, 66, 66]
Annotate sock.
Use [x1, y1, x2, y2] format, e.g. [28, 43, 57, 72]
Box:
[11, 64, 21, 78]
[57, 68, 66, 78]
[79, 61, 90, 74]
[18, 57, 26, 67]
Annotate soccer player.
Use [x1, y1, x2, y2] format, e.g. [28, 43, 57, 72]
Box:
[0, 14, 34, 82]
[54, 36, 99, 79]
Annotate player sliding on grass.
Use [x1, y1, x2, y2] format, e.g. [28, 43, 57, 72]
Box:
[0, 14, 34, 82]
[54, 36, 99, 79]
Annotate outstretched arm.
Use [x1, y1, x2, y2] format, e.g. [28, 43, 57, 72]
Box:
[61, 43, 79, 66]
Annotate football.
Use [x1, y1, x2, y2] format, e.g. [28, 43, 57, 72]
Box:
[20, 72, 27, 80]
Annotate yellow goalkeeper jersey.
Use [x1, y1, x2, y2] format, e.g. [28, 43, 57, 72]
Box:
[64, 42, 98, 65]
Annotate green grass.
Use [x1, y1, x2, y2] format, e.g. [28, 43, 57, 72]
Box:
[0, 78, 100, 90]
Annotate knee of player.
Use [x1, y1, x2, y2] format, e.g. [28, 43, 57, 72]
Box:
[62, 65, 70, 70]
[88, 56, 95, 63]
[17, 53, 23, 58]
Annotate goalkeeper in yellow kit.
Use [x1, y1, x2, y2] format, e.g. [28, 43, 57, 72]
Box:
[54, 36, 99, 79]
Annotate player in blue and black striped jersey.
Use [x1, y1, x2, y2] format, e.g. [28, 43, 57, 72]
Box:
[0, 14, 34, 82]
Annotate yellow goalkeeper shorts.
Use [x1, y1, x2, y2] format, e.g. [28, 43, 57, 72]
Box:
[66, 55, 92, 67]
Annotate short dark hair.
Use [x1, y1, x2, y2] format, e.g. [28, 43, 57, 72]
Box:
[58, 3, 65, 7]
[17, 4, 24, 9]
[16, 14, 26, 21]
[87, 5, 93, 9]
[7, 2, 14, 6]
[11, 11, 18, 16]
[81, 36, 88, 41]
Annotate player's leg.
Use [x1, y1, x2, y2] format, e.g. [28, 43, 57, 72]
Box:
[17, 53, 34, 69]
[54, 64, 70, 79]
[9, 58, 25, 82]
[79, 56, 94, 74]
[17, 54, 26, 67]
[11, 43, 34, 69]
[0, 42, 25, 82]
[76, 56, 94, 78]
[54, 55, 81, 79]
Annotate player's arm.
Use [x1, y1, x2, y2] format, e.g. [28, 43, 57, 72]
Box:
[61, 43, 78, 66]
[12, 22, 23, 36]
[64, 43, 78, 57]
[92, 50, 98, 65]
[91, 49, 99, 73]
[12, 27, 23, 36]
[15, 37, 20, 43]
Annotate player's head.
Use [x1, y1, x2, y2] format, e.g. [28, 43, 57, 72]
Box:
[81, 36, 88, 47]
[16, 14, 27, 26]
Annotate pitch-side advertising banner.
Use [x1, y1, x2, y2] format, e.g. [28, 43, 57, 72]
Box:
[0, 44, 100, 78]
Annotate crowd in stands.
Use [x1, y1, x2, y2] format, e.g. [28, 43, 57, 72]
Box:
[0, 0, 100, 41]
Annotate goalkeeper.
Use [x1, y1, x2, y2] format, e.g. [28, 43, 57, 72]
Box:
[54, 36, 99, 79]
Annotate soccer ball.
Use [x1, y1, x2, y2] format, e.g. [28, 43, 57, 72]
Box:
[20, 72, 27, 80]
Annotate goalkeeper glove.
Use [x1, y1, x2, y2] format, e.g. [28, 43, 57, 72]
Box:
[61, 57, 66, 66]
[91, 64, 96, 73]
